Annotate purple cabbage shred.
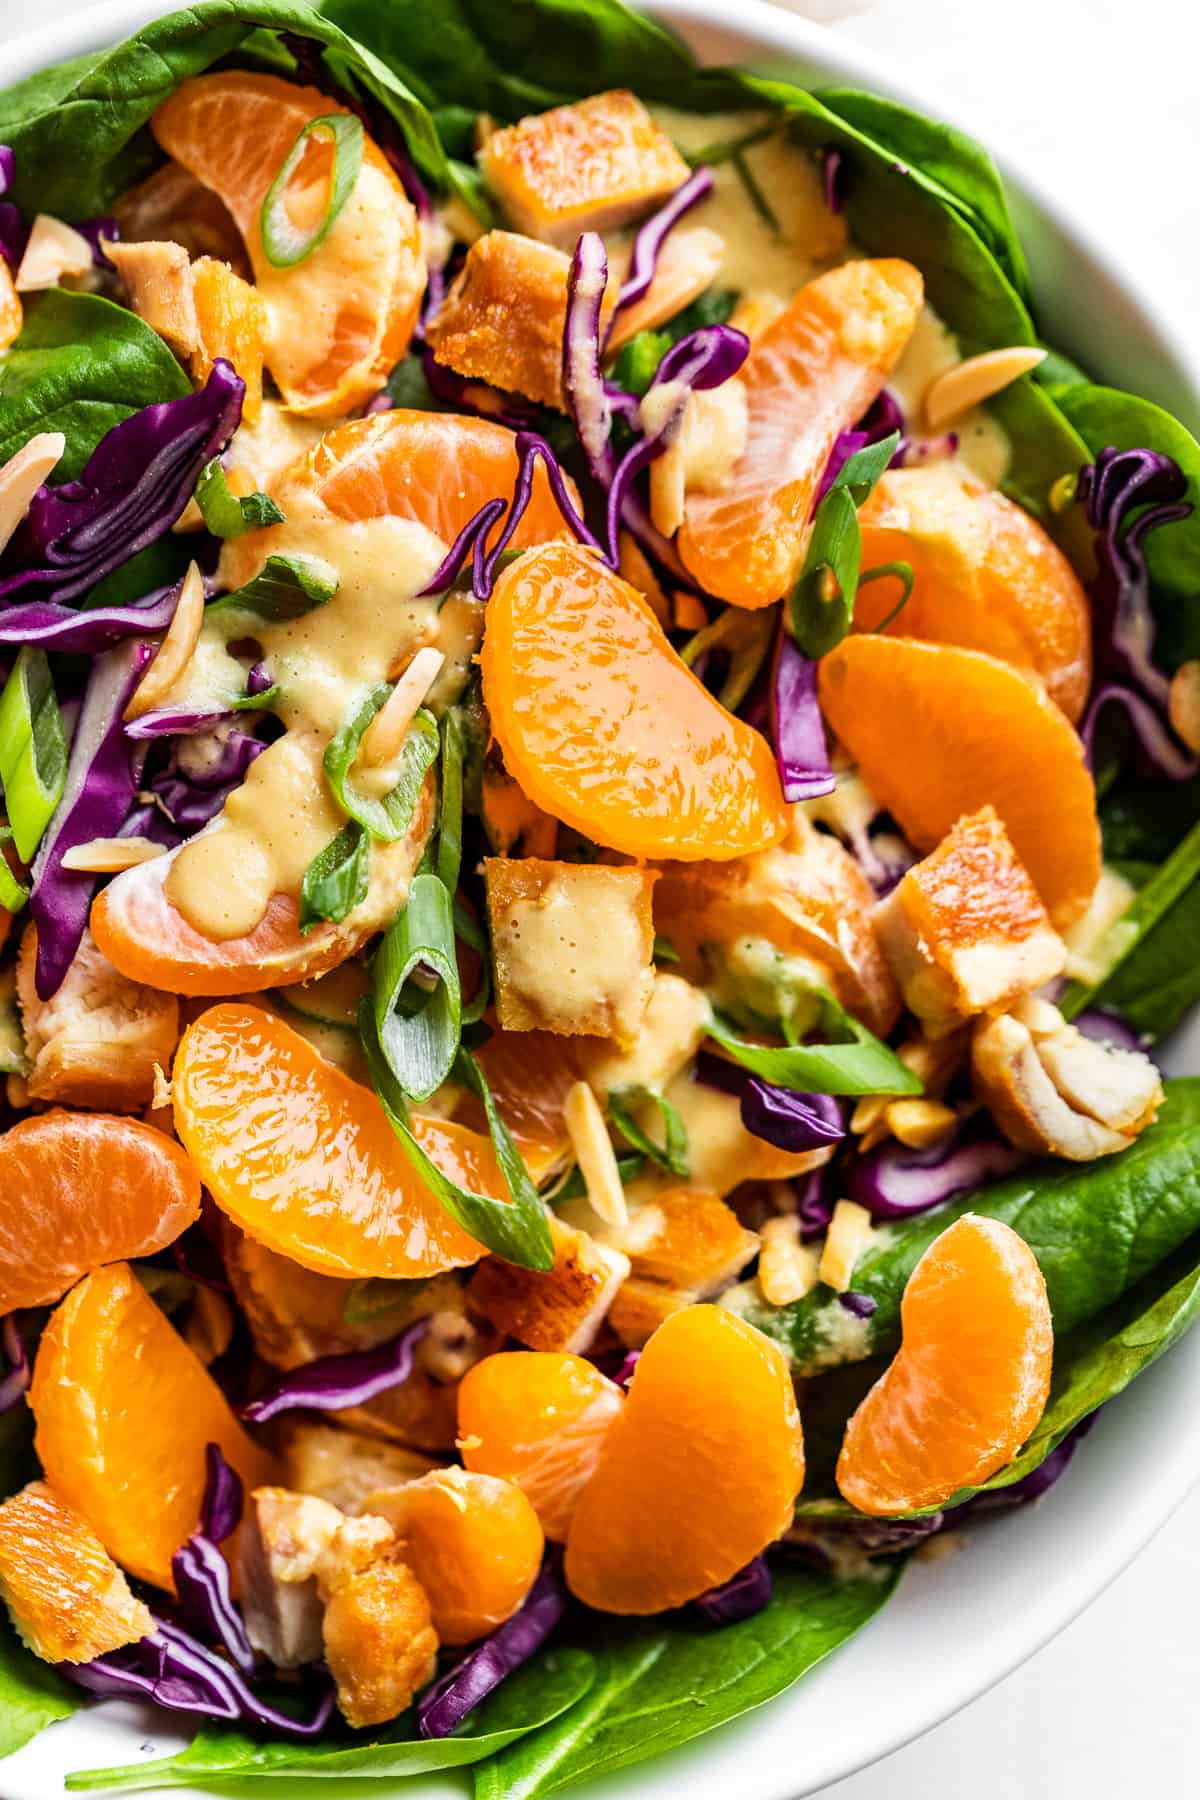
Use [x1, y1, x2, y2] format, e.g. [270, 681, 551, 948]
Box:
[417, 1553, 568, 1738]
[845, 1115, 1027, 1220]
[769, 629, 835, 801]
[0, 1313, 29, 1412]
[696, 1554, 772, 1625]
[172, 1446, 254, 1676]
[838, 1290, 878, 1319]
[740, 1081, 845, 1154]
[1081, 681, 1197, 782]
[0, 586, 178, 652]
[612, 166, 715, 319]
[77, 217, 119, 271]
[240, 1315, 431, 1423]
[821, 148, 845, 215]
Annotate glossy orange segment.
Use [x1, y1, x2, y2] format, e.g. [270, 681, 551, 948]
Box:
[481, 541, 788, 860]
[678, 260, 924, 607]
[855, 468, 1092, 722]
[30, 1262, 277, 1589]
[0, 259, 21, 352]
[837, 1214, 1053, 1515]
[152, 72, 424, 415]
[818, 635, 1101, 927]
[172, 1003, 494, 1279]
[460, 1022, 586, 1181]
[0, 1110, 201, 1312]
[458, 1351, 624, 1541]
[191, 255, 268, 424]
[0, 1481, 153, 1663]
[373, 1466, 544, 1644]
[565, 1305, 804, 1613]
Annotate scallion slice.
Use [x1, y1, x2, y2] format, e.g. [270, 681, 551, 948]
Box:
[299, 820, 370, 933]
[260, 113, 364, 269]
[0, 828, 29, 915]
[372, 872, 461, 1102]
[325, 685, 440, 843]
[0, 647, 67, 863]
[608, 1085, 689, 1176]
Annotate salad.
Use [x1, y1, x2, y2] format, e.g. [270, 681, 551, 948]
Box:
[0, 0, 1198, 1792]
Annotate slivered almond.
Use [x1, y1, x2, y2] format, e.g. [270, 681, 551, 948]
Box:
[817, 1199, 874, 1292]
[563, 1080, 628, 1228]
[1168, 659, 1200, 753]
[0, 432, 65, 556]
[758, 1215, 819, 1306]
[357, 647, 445, 769]
[124, 562, 206, 720]
[884, 1097, 958, 1149]
[60, 836, 166, 874]
[923, 347, 1046, 430]
[15, 215, 93, 291]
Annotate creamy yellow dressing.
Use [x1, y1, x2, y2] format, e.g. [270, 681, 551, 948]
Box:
[888, 307, 1010, 489]
[495, 873, 652, 1040]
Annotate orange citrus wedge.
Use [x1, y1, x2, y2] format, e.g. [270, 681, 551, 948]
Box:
[481, 541, 788, 860]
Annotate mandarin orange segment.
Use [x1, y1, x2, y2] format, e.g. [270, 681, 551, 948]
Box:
[481, 541, 788, 860]
[30, 1262, 277, 1588]
[678, 259, 924, 607]
[817, 636, 1101, 927]
[368, 1466, 544, 1645]
[836, 1214, 1053, 1515]
[191, 255, 268, 424]
[152, 72, 424, 415]
[459, 1022, 586, 1181]
[0, 259, 21, 352]
[0, 1110, 201, 1312]
[564, 1305, 803, 1613]
[172, 1003, 494, 1279]
[854, 468, 1092, 721]
[457, 1351, 623, 1541]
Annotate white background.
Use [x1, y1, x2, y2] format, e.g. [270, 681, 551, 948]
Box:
[0, 0, 1196, 1794]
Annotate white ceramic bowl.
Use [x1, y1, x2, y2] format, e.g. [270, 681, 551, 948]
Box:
[2, 2, 1198, 1796]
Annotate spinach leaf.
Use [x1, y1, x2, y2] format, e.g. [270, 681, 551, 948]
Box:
[1086, 861, 1200, 1042]
[0, 291, 189, 478]
[0, 1, 450, 221]
[1100, 769, 1200, 863]
[210, 552, 339, 623]
[65, 1647, 595, 1791]
[475, 1564, 902, 1800]
[0, 1623, 80, 1761]
[735, 1079, 1200, 1373]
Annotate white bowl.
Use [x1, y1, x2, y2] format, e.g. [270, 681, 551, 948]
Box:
[2, 2, 1198, 1796]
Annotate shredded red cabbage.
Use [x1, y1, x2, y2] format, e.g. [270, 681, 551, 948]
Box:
[0, 587, 178, 651]
[77, 217, 119, 272]
[958, 1414, 1098, 1515]
[246, 660, 273, 697]
[0, 362, 244, 606]
[30, 639, 153, 999]
[0, 1312, 28, 1413]
[821, 148, 845, 215]
[845, 1116, 1027, 1220]
[795, 1164, 836, 1239]
[612, 167, 714, 320]
[741, 1081, 845, 1153]
[418, 346, 539, 431]
[769, 628, 835, 801]
[0, 144, 25, 269]
[695, 1555, 772, 1625]
[615, 1349, 641, 1388]
[417, 1553, 567, 1738]
[1073, 1007, 1148, 1055]
[240, 1315, 431, 1424]
[171, 1446, 254, 1676]
[1081, 680, 1197, 782]
[838, 1290, 878, 1319]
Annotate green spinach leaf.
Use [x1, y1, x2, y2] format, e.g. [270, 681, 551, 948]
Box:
[0, 1623, 80, 1762]
[1085, 860, 1200, 1042]
[475, 1565, 901, 1800]
[735, 1079, 1200, 1373]
[0, 291, 189, 478]
[65, 1648, 595, 1790]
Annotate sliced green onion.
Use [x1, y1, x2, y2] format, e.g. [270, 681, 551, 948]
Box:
[831, 435, 902, 503]
[550, 1153, 646, 1204]
[436, 709, 464, 893]
[454, 894, 492, 1026]
[608, 1085, 689, 1176]
[372, 872, 461, 1102]
[732, 146, 779, 234]
[0, 966, 27, 1075]
[210, 553, 338, 623]
[342, 1275, 430, 1326]
[299, 819, 370, 933]
[652, 934, 680, 964]
[860, 560, 916, 633]
[325, 686, 440, 843]
[0, 647, 67, 863]
[260, 112, 364, 269]
[360, 1004, 554, 1270]
[195, 459, 285, 539]
[0, 828, 29, 915]
[790, 432, 902, 659]
[707, 1000, 921, 1098]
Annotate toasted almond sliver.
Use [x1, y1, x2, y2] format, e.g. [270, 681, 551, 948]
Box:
[60, 836, 167, 874]
[923, 346, 1047, 431]
[123, 562, 206, 721]
[15, 214, 94, 292]
[817, 1199, 874, 1293]
[758, 1215, 820, 1307]
[563, 1080, 628, 1229]
[1168, 659, 1200, 753]
[0, 432, 66, 556]
[884, 1097, 959, 1150]
[357, 646, 446, 768]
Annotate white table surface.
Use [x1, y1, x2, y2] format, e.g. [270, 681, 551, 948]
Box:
[0, 0, 1196, 1794]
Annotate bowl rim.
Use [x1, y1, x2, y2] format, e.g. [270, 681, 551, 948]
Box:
[0, 3, 1198, 1797]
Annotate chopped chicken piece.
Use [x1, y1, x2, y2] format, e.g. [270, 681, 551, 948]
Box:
[281, 1422, 443, 1515]
[607, 225, 725, 351]
[873, 807, 1065, 1035]
[427, 230, 613, 410]
[654, 819, 901, 1039]
[241, 1486, 437, 1726]
[470, 1217, 630, 1353]
[17, 925, 179, 1111]
[487, 857, 658, 1042]
[607, 1275, 696, 1348]
[115, 159, 250, 276]
[972, 998, 1163, 1161]
[479, 90, 691, 247]
[624, 1185, 759, 1295]
[0, 1482, 152, 1664]
[656, 1065, 835, 1196]
[481, 747, 560, 859]
[105, 238, 199, 355]
[580, 971, 710, 1102]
